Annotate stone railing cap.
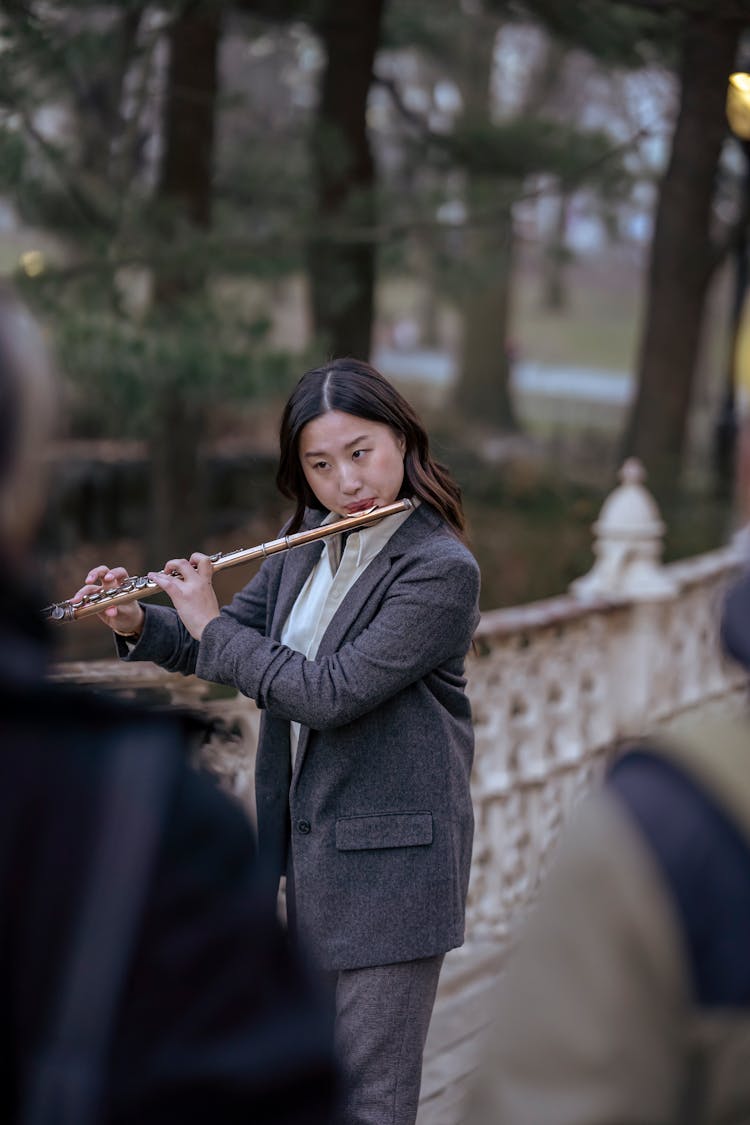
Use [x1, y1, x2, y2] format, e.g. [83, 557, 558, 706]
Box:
[593, 458, 665, 540]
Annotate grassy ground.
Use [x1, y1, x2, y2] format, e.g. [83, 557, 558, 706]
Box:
[512, 251, 642, 372]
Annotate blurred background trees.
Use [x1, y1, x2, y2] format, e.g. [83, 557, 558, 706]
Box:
[2, 0, 750, 644]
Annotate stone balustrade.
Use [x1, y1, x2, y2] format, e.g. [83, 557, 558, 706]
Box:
[51, 659, 263, 818]
[52, 462, 749, 945]
[465, 543, 745, 943]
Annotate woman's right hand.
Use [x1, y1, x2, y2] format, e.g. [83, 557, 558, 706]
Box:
[72, 565, 145, 637]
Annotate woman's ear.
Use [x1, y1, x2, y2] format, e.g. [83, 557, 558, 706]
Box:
[397, 432, 406, 456]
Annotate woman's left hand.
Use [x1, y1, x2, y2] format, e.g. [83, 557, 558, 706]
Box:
[148, 553, 221, 641]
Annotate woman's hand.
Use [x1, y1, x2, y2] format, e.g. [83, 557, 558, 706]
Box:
[148, 553, 220, 641]
[72, 565, 146, 637]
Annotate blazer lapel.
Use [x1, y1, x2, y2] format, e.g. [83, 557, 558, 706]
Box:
[291, 556, 388, 786]
[310, 503, 441, 659]
[269, 518, 327, 640]
[290, 504, 441, 781]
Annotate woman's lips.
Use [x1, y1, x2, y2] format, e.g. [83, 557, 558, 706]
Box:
[345, 499, 377, 514]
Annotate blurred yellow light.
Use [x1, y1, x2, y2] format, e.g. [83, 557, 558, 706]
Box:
[19, 250, 45, 277]
[728, 72, 750, 140]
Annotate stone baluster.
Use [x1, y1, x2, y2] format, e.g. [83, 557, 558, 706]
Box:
[570, 458, 678, 736]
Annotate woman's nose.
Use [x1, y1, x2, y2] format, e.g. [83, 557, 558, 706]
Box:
[339, 464, 362, 493]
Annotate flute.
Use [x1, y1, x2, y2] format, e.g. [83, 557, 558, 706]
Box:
[43, 498, 412, 624]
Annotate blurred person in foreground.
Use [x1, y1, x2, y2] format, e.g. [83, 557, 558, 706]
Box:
[0, 284, 337, 1124]
[465, 583, 750, 1123]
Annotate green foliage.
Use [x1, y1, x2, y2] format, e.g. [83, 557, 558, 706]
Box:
[0, 0, 680, 457]
[502, 0, 679, 67]
[48, 299, 299, 439]
[382, 0, 468, 61]
[0, 129, 25, 189]
[0, 3, 325, 459]
[1, 1, 130, 106]
[444, 116, 632, 192]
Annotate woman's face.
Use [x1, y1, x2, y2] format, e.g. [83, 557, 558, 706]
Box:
[298, 410, 406, 517]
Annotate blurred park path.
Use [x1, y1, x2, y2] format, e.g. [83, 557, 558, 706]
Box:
[374, 345, 632, 404]
[374, 346, 633, 430]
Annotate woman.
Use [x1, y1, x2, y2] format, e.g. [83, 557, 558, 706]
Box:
[78, 358, 480, 1125]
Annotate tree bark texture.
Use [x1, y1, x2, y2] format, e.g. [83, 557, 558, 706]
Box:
[308, 0, 386, 359]
[456, 202, 519, 429]
[622, 11, 742, 497]
[454, 20, 519, 430]
[149, 3, 223, 561]
[541, 191, 570, 313]
[158, 4, 221, 232]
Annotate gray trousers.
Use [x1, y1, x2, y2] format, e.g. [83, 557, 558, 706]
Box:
[324, 954, 444, 1125]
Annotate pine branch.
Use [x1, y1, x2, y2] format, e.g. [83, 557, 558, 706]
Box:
[608, 0, 750, 18]
[16, 106, 116, 233]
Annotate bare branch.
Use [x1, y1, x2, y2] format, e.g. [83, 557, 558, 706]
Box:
[372, 72, 435, 136]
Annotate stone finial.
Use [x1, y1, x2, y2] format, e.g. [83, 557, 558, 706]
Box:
[570, 458, 678, 601]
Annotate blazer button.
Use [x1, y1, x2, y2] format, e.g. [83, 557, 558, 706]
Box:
[297, 819, 311, 834]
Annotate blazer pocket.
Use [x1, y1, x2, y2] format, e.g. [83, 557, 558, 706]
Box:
[335, 811, 433, 852]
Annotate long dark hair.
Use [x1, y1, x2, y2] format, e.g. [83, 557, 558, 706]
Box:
[276, 358, 466, 538]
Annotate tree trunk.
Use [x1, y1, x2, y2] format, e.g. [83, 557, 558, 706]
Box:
[453, 18, 518, 430]
[621, 12, 742, 499]
[148, 397, 207, 563]
[541, 190, 570, 313]
[456, 203, 519, 429]
[149, 3, 222, 563]
[154, 3, 221, 301]
[308, 0, 386, 359]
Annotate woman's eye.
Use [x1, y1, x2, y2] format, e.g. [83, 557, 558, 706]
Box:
[352, 449, 368, 460]
[313, 460, 328, 471]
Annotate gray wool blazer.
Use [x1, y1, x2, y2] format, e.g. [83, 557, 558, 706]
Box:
[121, 503, 480, 971]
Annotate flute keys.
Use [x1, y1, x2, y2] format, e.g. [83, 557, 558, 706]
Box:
[47, 604, 67, 621]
